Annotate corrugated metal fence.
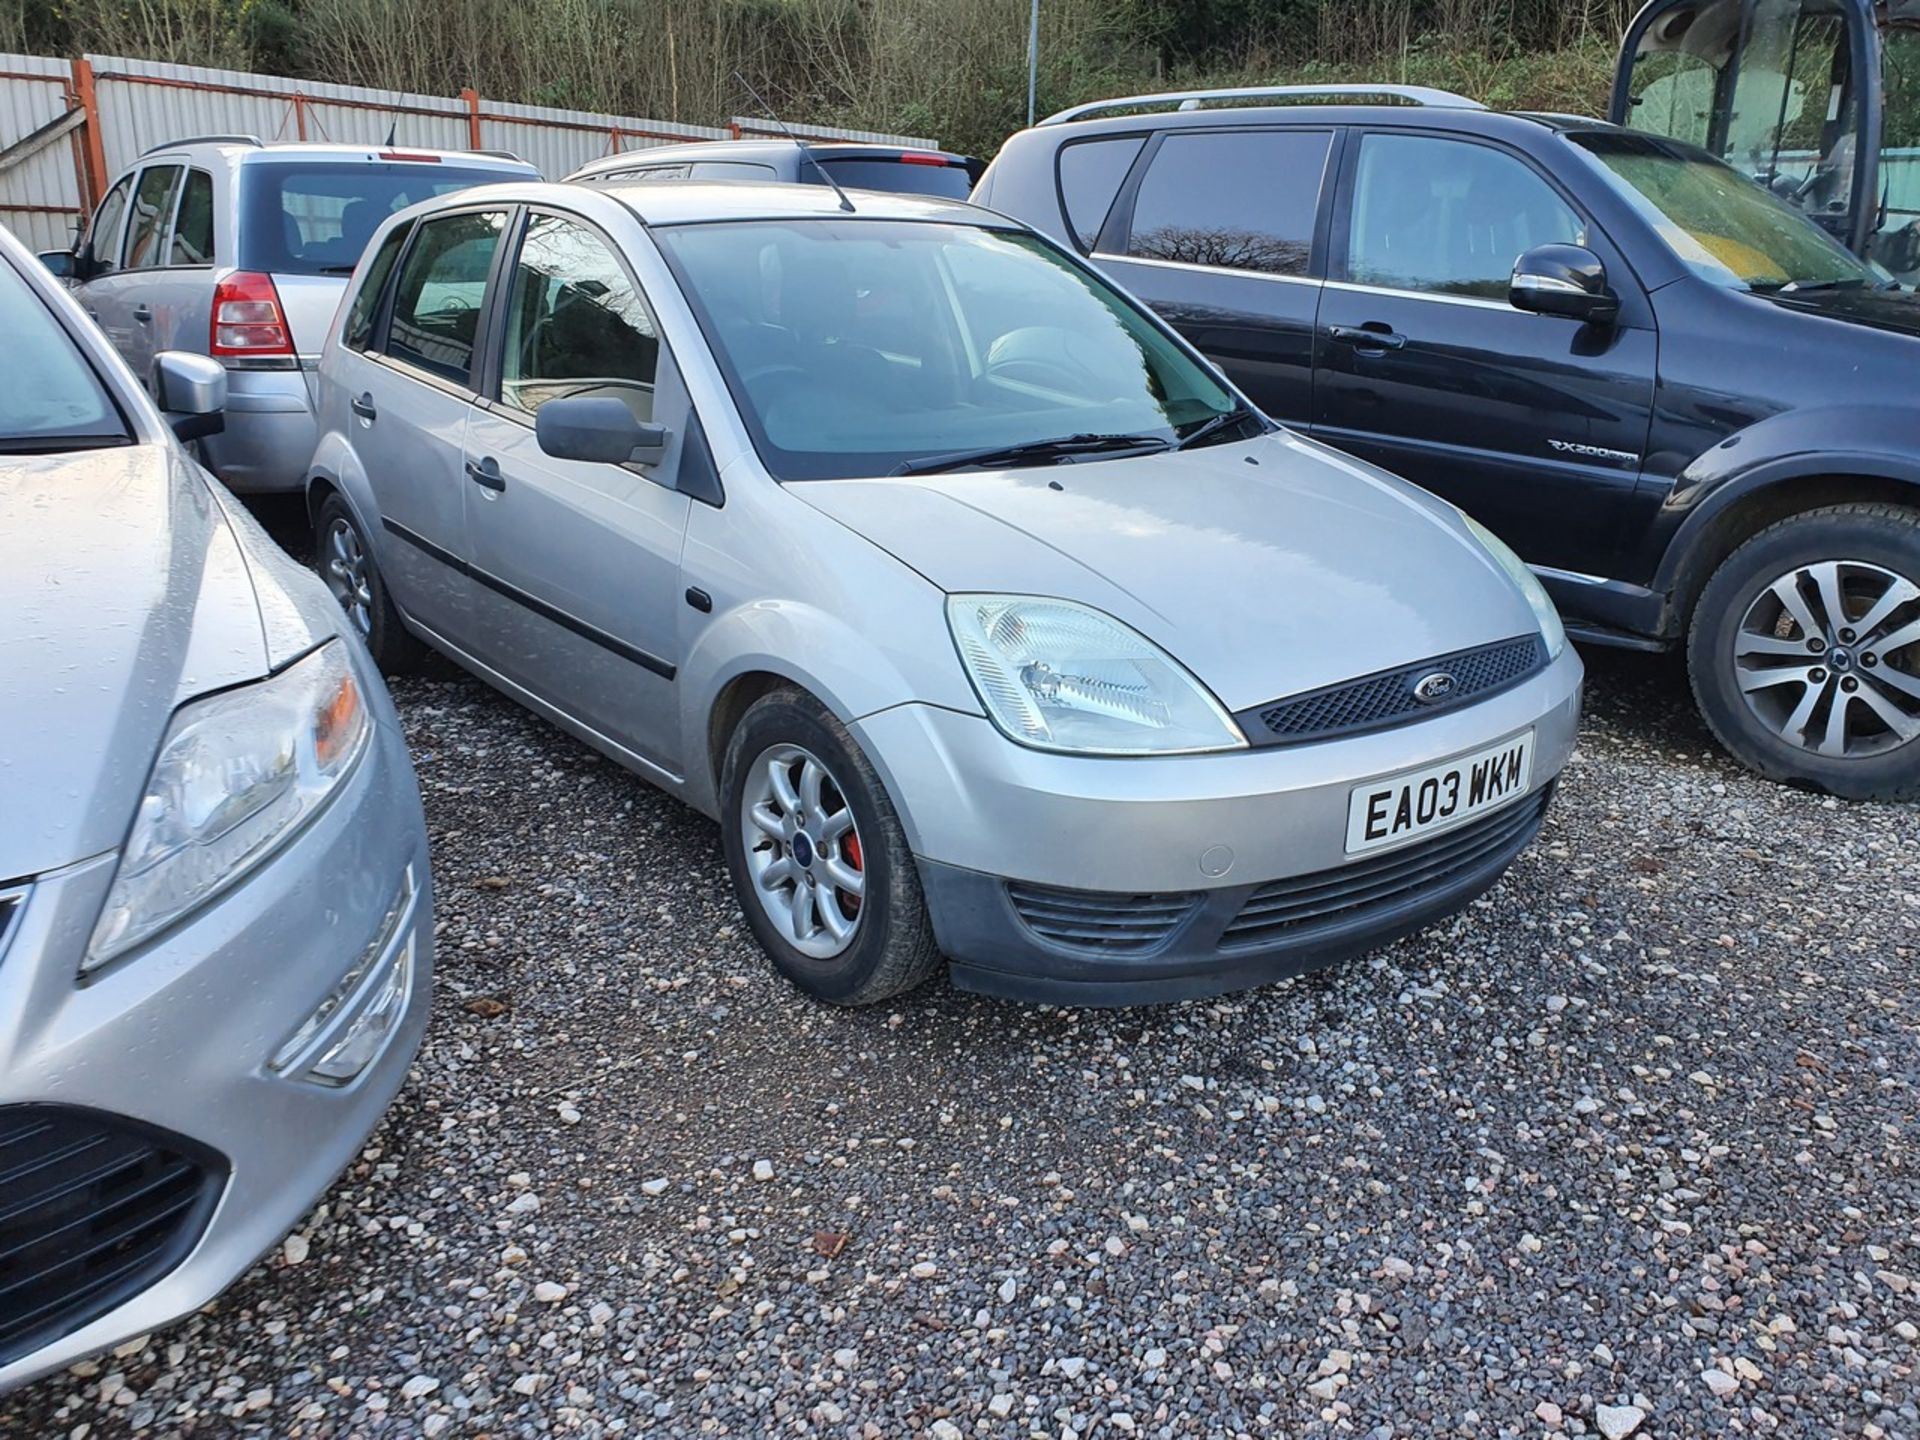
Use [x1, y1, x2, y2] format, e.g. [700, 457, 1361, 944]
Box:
[0, 51, 940, 251]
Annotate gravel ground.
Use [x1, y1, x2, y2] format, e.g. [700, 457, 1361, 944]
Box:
[5, 643, 1917, 1440]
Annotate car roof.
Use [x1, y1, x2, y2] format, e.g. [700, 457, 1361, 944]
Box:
[565, 178, 1001, 227]
[134, 138, 539, 172]
[1025, 101, 1608, 145]
[570, 137, 971, 178]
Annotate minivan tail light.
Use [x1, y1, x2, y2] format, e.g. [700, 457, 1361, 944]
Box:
[897, 152, 952, 166]
[210, 271, 292, 356]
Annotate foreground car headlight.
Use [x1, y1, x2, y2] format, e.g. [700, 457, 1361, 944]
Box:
[947, 595, 1246, 755]
[87, 641, 371, 970]
[1462, 514, 1566, 659]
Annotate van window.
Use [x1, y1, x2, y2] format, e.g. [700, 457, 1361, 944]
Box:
[345, 223, 410, 351]
[383, 210, 506, 386]
[817, 156, 974, 199]
[124, 165, 183, 270]
[500, 213, 660, 419]
[1057, 136, 1145, 250]
[82, 177, 132, 273]
[1346, 134, 1584, 299]
[168, 169, 215, 265]
[1124, 130, 1330, 277]
[239, 160, 522, 277]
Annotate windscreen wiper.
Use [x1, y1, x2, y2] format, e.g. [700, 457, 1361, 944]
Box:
[893, 432, 1170, 476]
[1175, 405, 1264, 451]
[1769, 277, 1877, 294]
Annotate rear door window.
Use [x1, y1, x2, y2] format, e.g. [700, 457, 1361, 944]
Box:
[1057, 136, 1145, 250]
[239, 160, 522, 276]
[1122, 129, 1331, 277]
[1344, 133, 1584, 299]
[124, 165, 183, 270]
[82, 176, 132, 273]
[168, 168, 215, 265]
[382, 209, 507, 386]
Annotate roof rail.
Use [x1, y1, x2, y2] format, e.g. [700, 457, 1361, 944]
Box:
[1039, 84, 1484, 126]
[472, 148, 531, 163]
[141, 133, 264, 156]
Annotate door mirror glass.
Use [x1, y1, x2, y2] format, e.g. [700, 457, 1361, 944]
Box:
[1509, 244, 1619, 325]
[37, 250, 76, 280]
[535, 395, 668, 465]
[153, 350, 227, 441]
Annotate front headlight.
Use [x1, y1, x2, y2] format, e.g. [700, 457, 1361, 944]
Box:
[947, 595, 1246, 755]
[86, 640, 371, 971]
[1462, 514, 1566, 660]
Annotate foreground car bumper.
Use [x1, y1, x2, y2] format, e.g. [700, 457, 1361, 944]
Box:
[855, 647, 1582, 1005]
[0, 716, 431, 1393]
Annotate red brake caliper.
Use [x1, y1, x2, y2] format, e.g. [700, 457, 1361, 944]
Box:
[841, 831, 863, 915]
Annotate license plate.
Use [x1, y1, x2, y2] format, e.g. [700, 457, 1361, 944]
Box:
[1345, 731, 1534, 855]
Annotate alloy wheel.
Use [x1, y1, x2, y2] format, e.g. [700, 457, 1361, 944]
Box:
[324, 518, 374, 639]
[1733, 558, 1920, 759]
[740, 744, 866, 960]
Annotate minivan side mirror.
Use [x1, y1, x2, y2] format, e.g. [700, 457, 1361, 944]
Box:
[535, 395, 669, 467]
[1510, 244, 1619, 327]
[37, 249, 76, 280]
[152, 351, 227, 443]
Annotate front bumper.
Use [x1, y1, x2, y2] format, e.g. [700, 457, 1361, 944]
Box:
[853, 647, 1582, 1005]
[0, 709, 432, 1393]
[197, 365, 318, 494]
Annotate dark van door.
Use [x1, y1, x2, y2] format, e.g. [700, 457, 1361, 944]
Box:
[1085, 126, 1335, 429]
[1312, 129, 1658, 579]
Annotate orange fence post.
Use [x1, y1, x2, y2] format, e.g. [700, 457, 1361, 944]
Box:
[292, 92, 308, 140]
[461, 88, 483, 150]
[70, 57, 108, 211]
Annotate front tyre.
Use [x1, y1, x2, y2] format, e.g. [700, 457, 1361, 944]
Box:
[720, 688, 943, 1004]
[1688, 504, 1920, 800]
[315, 492, 423, 675]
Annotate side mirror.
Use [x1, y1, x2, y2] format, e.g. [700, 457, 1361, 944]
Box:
[152, 351, 227, 443]
[37, 249, 77, 280]
[1510, 244, 1619, 326]
[535, 395, 669, 467]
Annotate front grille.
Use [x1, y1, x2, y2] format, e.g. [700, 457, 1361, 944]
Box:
[1007, 882, 1198, 954]
[1245, 635, 1546, 745]
[1220, 788, 1551, 950]
[0, 1106, 225, 1366]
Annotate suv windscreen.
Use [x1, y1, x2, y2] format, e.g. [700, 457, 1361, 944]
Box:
[817, 157, 974, 199]
[0, 259, 129, 453]
[1572, 131, 1884, 291]
[654, 219, 1235, 481]
[239, 160, 521, 276]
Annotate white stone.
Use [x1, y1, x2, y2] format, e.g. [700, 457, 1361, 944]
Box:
[505, 1192, 540, 1215]
[752, 1159, 775, 1183]
[282, 1234, 310, 1265]
[1057, 1356, 1087, 1380]
[401, 1376, 439, 1401]
[909, 1261, 938, 1279]
[533, 1281, 568, 1303]
[1143, 1347, 1168, 1369]
[930, 1422, 962, 1440]
[1596, 1404, 1647, 1439]
[640, 1178, 670, 1197]
[998, 1276, 1017, 1304]
[832, 1347, 858, 1370]
[987, 1394, 1015, 1419]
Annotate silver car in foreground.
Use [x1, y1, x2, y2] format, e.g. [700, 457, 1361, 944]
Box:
[0, 225, 432, 1392]
[39, 139, 536, 493]
[311, 179, 1581, 1007]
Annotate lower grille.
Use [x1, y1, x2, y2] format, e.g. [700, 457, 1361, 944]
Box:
[1244, 635, 1547, 745]
[0, 1106, 224, 1366]
[1007, 882, 1198, 954]
[1221, 788, 1551, 950]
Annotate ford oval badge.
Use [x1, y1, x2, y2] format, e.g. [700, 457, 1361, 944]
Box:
[1412, 671, 1457, 705]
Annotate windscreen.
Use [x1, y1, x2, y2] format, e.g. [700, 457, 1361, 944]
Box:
[0, 257, 128, 452]
[239, 160, 522, 276]
[653, 219, 1237, 481]
[1573, 131, 1883, 289]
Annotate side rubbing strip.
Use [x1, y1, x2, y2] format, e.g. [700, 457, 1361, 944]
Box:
[380, 517, 676, 681]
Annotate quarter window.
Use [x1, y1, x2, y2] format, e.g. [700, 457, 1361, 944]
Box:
[1124, 129, 1330, 276]
[82, 177, 131, 273]
[345, 223, 410, 351]
[124, 165, 183, 270]
[1057, 135, 1144, 250]
[384, 210, 506, 386]
[500, 214, 659, 420]
[1346, 134, 1585, 299]
[168, 169, 215, 265]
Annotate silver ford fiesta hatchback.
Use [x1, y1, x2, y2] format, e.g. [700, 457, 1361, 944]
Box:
[310, 178, 1581, 1008]
[0, 225, 432, 1392]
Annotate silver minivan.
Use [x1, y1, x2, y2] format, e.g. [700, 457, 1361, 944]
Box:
[40, 139, 536, 492]
[309, 179, 1583, 1007]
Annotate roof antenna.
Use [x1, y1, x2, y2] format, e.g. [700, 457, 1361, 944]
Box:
[384, 120, 398, 147]
[732, 71, 854, 212]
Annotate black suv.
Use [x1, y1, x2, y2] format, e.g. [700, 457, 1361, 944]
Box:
[976, 85, 1920, 800]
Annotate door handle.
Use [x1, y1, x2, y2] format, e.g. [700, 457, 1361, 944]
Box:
[131, 304, 152, 324]
[465, 456, 505, 492]
[1328, 324, 1406, 351]
[349, 393, 377, 421]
